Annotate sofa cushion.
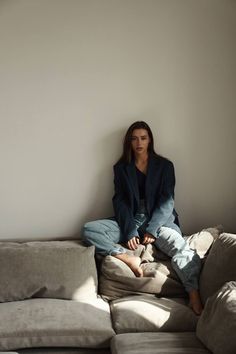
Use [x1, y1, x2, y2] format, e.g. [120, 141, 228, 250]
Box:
[0, 298, 115, 350]
[110, 333, 210, 354]
[110, 295, 198, 333]
[199, 233, 236, 304]
[18, 349, 111, 354]
[99, 226, 222, 300]
[0, 241, 98, 302]
[197, 281, 236, 354]
[184, 225, 223, 259]
[99, 256, 186, 300]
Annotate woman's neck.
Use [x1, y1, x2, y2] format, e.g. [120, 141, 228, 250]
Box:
[134, 152, 149, 164]
[134, 153, 149, 174]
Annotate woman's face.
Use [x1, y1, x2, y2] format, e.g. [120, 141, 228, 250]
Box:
[131, 129, 151, 156]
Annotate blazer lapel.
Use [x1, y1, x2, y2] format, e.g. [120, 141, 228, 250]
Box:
[145, 153, 159, 206]
[126, 160, 139, 204]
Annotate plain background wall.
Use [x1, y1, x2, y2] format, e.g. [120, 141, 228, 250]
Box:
[0, 0, 235, 240]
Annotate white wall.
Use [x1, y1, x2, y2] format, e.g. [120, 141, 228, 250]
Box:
[0, 0, 235, 240]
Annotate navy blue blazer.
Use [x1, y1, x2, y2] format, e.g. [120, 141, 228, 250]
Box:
[112, 153, 180, 241]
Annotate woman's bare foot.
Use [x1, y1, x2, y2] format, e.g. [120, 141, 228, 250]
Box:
[114, 253, 143, 277]
[189, 289, 203, 315]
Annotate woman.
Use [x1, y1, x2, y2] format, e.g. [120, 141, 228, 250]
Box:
[82, 121, 203, 315]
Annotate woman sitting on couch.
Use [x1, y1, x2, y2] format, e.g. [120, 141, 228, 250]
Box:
[82, 121, 203, 315]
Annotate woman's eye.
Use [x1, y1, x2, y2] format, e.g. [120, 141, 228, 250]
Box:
[131, 137, 137, 141]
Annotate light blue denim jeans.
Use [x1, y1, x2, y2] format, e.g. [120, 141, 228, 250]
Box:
[82, 211, 201, 292]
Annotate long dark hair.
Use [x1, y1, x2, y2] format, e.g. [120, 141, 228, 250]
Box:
[117, 121, 158, 164]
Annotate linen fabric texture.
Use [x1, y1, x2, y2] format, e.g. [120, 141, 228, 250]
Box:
[0, 298, 115, 350]
[0, 241, 98, 302]
[110, 333, 210, 354]
[199, 232, 236, 304]
[197, 281, 236, 354]
[110, 295, 198, 333]
[99, 254, 186, 300]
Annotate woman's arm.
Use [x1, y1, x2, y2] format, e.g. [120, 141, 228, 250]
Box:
[112, 165, 139, 242]
[146, 161, 176, 237]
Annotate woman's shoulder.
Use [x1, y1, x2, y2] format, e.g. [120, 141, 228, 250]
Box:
[151, 153, 174, 167]
[113, 154, 174, 169]
[113, 159, 126, 171]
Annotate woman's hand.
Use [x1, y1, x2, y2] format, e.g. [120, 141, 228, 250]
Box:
[127, 236, 140, 250]
[142, 233, 156, 245]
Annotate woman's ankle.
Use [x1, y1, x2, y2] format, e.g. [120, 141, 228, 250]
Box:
[189, 289, 203, 315]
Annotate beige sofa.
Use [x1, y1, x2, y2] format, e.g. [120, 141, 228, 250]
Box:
[0, 228, 235, 354]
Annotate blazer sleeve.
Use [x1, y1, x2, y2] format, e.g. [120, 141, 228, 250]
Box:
[112, 165, 139, 242]
[146, 161, 176, 237]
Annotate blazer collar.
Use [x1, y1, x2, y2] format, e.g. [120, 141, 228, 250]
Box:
[125, 153, 159, 204]
[145, 153, 158, 201]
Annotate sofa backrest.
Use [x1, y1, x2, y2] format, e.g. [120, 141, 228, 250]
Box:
[0, 240, 98, 302]
[199, 232, 236, 304]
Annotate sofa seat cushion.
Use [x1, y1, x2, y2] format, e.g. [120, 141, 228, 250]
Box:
[110, 295, 198, 333]
[199, 233, 236, 304]
[0, 241, 98, 302]
[110, 333, 210, 354]
[0, 298, 115, 350]
[17, 349, 111, 354]
[197, 281, 236, 354]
